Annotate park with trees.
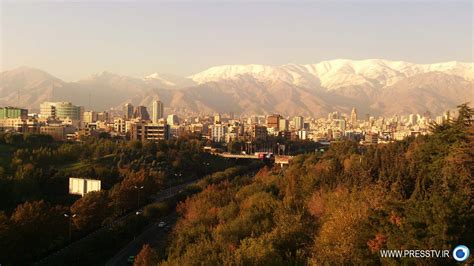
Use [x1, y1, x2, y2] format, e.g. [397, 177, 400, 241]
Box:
[0, 134, 231, 265]
[147, 104, 473, 265]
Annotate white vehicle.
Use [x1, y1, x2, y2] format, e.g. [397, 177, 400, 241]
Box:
[158, 221, 166, 228]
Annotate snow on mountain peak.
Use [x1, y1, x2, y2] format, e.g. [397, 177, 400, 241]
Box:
[190, 59, 473, 90]
[144, 73, 177, 86]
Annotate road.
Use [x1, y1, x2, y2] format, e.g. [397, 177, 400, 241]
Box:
[105, 213, 178, 266]
[35, 180, 195, 265]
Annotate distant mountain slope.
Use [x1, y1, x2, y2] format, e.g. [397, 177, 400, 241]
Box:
[1, 60, 472, 116]
[0, 67, 65, 109]
[373, 72, 474, 115]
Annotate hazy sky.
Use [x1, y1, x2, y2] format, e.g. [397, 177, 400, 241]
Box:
[1, 0, 472, 81]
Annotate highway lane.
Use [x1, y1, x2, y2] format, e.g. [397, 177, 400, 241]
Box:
[35, 180, 195, 265]
[105, 213, 178, 266]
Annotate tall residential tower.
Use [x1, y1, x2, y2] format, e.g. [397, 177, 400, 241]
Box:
[152, 100, 164, 123]
[123, 103, 134, 119]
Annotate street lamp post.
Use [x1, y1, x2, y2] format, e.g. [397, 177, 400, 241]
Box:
[134, 185, 144, 210]
[134, 210, 142, 240]
[64, 213, 77, 243]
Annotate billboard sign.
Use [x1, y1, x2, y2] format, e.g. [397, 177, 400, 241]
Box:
[69, 177, 101, 196]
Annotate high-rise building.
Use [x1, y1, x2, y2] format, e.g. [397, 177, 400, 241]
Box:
[350, 107, 358, 127]
[40, 102, 56, 118]
[123, 103, 134, 119]
[297, 130, 308, 140]
[408, 114, 418, 125]
[114, 118, 127, 134]
[435, 115, 444, 125]
[0, 107, 28, 120]
[266, 114, 280, 129]
[40, 102, 82, 121]
[169, 125, 185, 139]
[209, 123, 227, 142]
[250, 125, 268, 140]
[247, 116, 258, 125]
[167, 114, 179, 125]
[130, 121, 169, 141]
[214, 113, 221, 124]
[134, 106, 150, 121]
[97, 111, 109, 122]
[152, 100, 164, 123]
[279, 118, 288, 131]
[293, 116, 304, 130]
[336, 119, 346, 131]
[83, 111, 98, 124]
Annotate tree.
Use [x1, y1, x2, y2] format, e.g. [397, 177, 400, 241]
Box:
[134, 244, 159, 266]
[234, 233, 283, 265]
[9, 201, 67, 264]
[0, 211, 12, 262]
[70, 191, 111, 232]
[227, 140, 243, 154]
[109, 169, 164, 212]
[454, 102, 473, 127]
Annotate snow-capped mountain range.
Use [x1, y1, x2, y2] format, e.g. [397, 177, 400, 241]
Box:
[1, 59, 473, 117]
[189, 59, 473, 90]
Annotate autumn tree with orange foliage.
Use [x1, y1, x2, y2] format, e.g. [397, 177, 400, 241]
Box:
[134, 244, 159, 266]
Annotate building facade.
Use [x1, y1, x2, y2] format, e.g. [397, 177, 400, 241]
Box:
[293, 116, 304, 130]
[167, 114, 179, 126]
[130, 121, 169, 141]
[267, 114, 280, 130]
[209, 123, 227, 142]
[40, 102, 82, 121]
[123, 103, 134, 119]
[152, 100, 164, 123]
[134, 106, 150, 121]
[0, 107, 28, 120]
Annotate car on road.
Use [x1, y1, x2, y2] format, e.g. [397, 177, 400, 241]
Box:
[158, 221, 166, 227]
[127, 255, 135, 264]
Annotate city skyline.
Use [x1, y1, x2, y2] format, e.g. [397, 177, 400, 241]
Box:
[2, 1, 472, 81]
[0, 102, 458, 146]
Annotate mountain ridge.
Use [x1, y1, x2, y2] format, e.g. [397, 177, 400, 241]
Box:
[1, 59, 473, 117]
[190, 59, 473, 90]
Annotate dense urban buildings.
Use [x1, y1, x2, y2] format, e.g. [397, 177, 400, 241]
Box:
[0, 99, 458, 145]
